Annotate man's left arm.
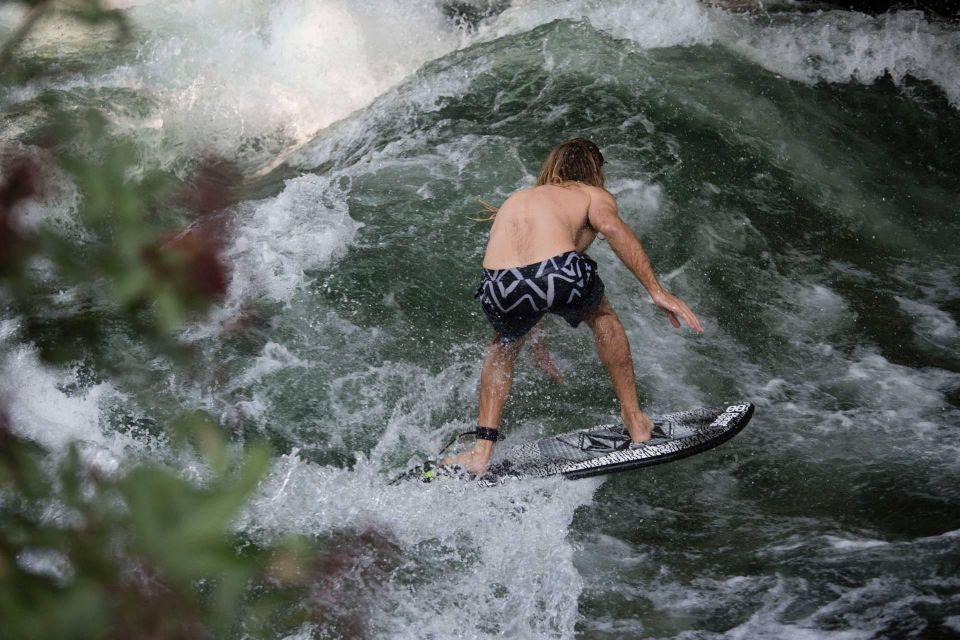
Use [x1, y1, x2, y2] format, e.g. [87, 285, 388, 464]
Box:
[587, 187, 704, 333]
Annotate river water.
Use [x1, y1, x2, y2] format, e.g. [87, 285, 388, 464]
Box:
[2, 1, 959, 638]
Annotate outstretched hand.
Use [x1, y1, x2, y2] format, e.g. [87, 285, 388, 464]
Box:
[652, 290, 704, 333]
[528, 324, 566, 384]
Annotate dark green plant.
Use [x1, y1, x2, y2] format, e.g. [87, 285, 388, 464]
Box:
[0, 4, 388, 638]
[0, 412, 270, 639]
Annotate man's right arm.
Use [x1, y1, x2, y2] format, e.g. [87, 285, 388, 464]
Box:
[587, 187, 704, 333]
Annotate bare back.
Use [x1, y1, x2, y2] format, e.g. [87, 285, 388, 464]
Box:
[483, 183, 601, 269]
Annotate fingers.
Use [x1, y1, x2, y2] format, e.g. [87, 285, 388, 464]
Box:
[677, 304, 704, 333]
[677, 301, 704, 333]
[690, 315, 704, 333]
[658, 293, 705, 333]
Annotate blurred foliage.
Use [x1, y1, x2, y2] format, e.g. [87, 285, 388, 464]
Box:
[0, 3, 388, 638]
[2, 108, 236, 363]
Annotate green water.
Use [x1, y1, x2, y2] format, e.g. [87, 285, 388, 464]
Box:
[3, 2, 960, 638]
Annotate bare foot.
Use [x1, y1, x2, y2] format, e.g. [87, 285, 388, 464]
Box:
[622, 409, 655, 443]
[440, 440, 494, 474]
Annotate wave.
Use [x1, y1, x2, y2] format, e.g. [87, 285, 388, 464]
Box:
[5, 0, 959, 166]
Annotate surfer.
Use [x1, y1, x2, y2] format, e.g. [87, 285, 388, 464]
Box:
[443, 138, 704, 474]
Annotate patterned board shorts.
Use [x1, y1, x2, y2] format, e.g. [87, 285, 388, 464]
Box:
[475, 251, 605, 343]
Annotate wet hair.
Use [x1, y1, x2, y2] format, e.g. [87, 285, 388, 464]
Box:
[536, 138, 605, 188]
[472, 138, 605, 222]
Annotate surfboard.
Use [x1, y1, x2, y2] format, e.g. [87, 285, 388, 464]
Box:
[394, 402, 754, 486]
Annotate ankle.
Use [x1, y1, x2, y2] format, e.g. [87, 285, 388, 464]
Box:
[621, 409, 652, 437]
[471, 439, 495, 459]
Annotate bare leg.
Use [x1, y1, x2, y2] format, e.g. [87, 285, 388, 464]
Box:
[585, 296, 654, 442]
[442, 333, 525, 473]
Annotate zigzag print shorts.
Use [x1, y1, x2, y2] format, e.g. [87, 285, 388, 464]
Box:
[475, 251, 605, 343]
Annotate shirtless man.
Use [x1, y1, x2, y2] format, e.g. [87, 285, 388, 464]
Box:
[444, 138, 704, 474]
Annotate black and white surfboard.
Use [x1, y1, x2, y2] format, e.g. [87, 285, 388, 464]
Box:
[395, 402, 754, 485]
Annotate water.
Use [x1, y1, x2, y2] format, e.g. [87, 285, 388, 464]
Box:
[3, 0, 960, 637]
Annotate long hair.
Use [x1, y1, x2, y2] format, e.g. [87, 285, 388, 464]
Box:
[536, 138, 605, 188]
[473, 138, 605, 221]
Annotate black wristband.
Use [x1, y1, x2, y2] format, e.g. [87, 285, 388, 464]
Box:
[475, 427, 504, 442]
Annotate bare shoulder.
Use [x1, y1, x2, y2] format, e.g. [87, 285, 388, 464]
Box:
[580, 184, 617, 210]
[502, 185, 533, 203]
[496, 187, 538, 215]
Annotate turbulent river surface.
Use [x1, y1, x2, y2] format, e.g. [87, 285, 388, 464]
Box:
[2, 1, 960, 638]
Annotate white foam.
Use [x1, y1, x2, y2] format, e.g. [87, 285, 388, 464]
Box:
[608, 178, 664, 228]
[597, 527, 956, 638]
[240, 451, 598, 637]
[723, 576, 876, 640]
[643, 574, 735, 613]
[482, 0, 716, 50]
[764, 347, 959, 440]
[206, 172, 360, 322]
[237, 341, 311, 385]
[328, 358, 479, 457]
[728, 10, 960, 109]
[482, 0, 960, 109]
[3, 1, 467, 162]
[898, 265, 960, 302]
[768, 282, 856, 342]
[0, 318, 18, 344]
[8, 0, 958, 173]
[279, 627, 314, 640]
[16, 548, 73, 584]
[808, 577, 941, 638]
[738, 259, 958, 445]
[823, 535, 889, 552]
[0, 346, 124, 458]
[576, 532, 649, 575]
[842, 352, 954, 411]
[897, 295, 960, 345]
[0, 150, 84, 240]
[118, 0, 464, 161]
[0, 4, 125, 57]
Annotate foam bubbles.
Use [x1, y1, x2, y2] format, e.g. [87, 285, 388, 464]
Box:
[823, 534, 889, 552]
[608, 178, 664, 227]
[840, 352, 956, 412]
[483, 0, 960, 110]
[896, 295, 959, 355]
[218, 172, 360, 314]
[483, 0, 716, 50]
[728, 10, 960, 109]
[0, 318, 18, 344]
[767, 282, 856, 342]
[0, 346, 124, 458]
[124, 0, 464, 160]
[328, 359, 478, 457]
[238, 341, 311, 386]
[0, 150, 84, 241]
[240, 451, 598, 637]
